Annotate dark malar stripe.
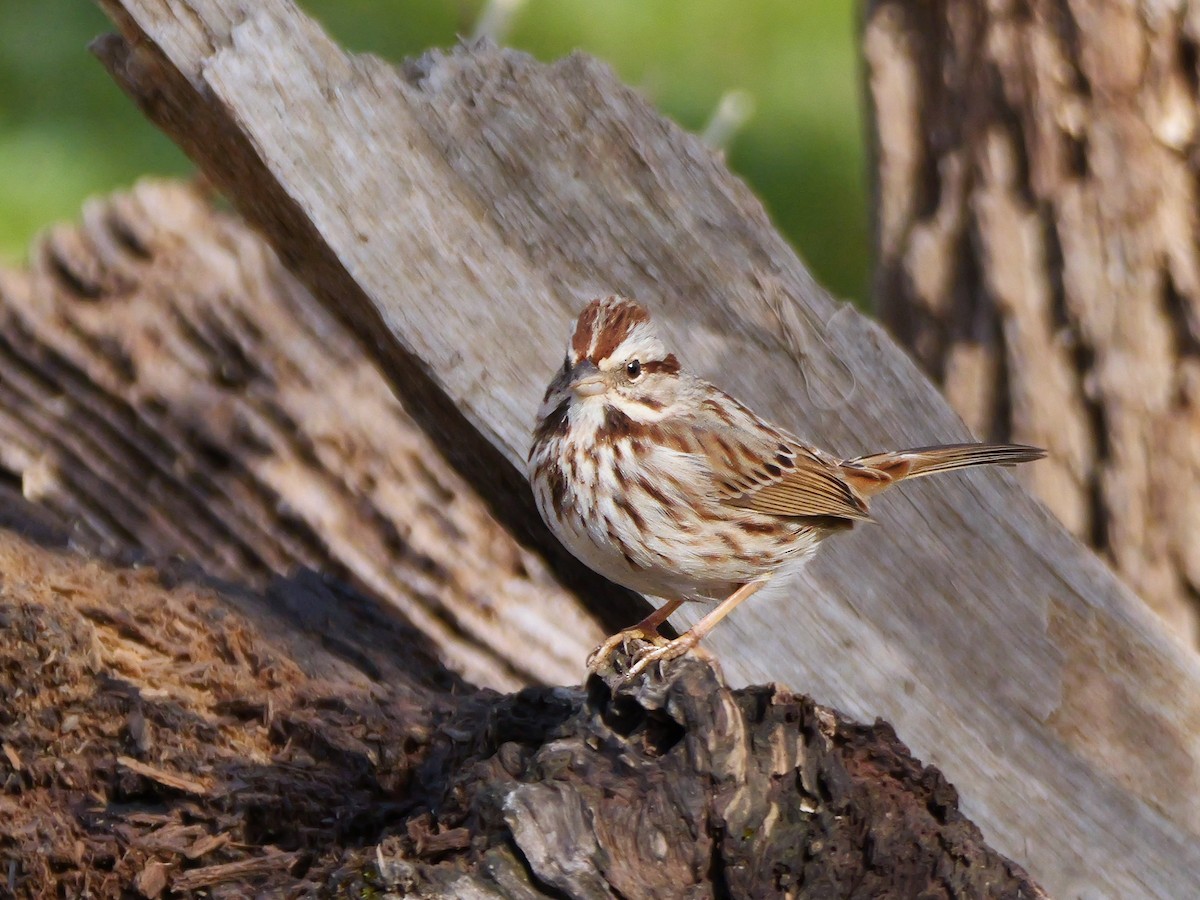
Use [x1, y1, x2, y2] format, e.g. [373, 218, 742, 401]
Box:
[532, 398, 571, 447]
[598, 406, 635, 441]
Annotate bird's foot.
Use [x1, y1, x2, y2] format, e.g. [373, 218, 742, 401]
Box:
[624, 631, 711, 680]
[586, 628, 671, 672]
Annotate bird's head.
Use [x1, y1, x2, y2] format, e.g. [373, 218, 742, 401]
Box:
[537, 296, 683, 428]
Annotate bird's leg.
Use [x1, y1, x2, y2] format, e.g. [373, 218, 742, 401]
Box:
[586, 598, 685, 670]
[625, 580, 769, 679]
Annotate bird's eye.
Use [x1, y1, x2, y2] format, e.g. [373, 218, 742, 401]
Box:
[626, 359, 642, 379]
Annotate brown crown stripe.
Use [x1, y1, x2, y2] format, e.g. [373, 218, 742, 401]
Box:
[590, 298, 651, 361]
[571, 300, 602, 358]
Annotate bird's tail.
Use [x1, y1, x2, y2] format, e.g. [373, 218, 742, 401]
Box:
[841, 443, 1044, 498]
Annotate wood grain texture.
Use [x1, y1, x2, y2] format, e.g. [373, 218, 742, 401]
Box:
[92, 1, 1200, 894]
[865, 0, 1200, 643]
[0, 179, 602, 689]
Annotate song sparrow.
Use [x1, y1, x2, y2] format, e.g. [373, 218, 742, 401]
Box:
[528, 296, 1044, 677]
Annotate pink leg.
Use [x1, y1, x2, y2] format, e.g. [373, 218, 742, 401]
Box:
[586, 598, 685, 670]
[625, 580, 768, 679]
[630, 597, 685, 634]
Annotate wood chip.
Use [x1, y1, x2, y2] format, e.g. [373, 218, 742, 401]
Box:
[171, 852, 302, 891]
[116, 756, 212, 796]
[134, 860, 171, 898]
[184, 831, 230, 860]
[2, 742, 20, 770]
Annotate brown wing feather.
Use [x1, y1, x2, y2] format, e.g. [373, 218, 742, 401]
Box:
[686, 385, 1041, 519]
[688, 398, 871, 521]
[725, 448, 871, 520]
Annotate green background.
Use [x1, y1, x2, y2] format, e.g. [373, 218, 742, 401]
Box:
[0, 0, 868, 302]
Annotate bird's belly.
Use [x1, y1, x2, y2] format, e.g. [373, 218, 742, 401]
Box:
[547, 508, 684, 597]
[532, 442, 820, 600]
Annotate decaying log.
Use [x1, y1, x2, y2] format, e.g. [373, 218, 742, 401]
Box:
[0, 519, 1043, 897]
[86, 1, 1200, 894]
[864, 0, 1200, 641]
[0, 508, 452, 896]
[0, 180, 605, 690]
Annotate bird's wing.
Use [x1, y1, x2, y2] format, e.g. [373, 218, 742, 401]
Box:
[688, 389, 873, 521]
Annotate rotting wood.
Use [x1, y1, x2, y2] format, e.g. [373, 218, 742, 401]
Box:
[864, 0, 1200, 643]
[86, 1, 1200, 893]
[0, 520, 1044, 897]
[0, 508, 454, 895]
[0, 179, 606, 690]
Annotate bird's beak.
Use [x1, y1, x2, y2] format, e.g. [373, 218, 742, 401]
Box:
[569, 360, 606, 398]
[573, 378, 606, 397]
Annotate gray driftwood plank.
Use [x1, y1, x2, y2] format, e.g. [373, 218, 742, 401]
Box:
[94, 1, 1200, 894]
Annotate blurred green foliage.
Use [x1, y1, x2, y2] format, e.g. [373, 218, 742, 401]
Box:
[0, 0, 867, 302]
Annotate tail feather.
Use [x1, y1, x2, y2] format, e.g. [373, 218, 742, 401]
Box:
[842, 443, 1044, 497]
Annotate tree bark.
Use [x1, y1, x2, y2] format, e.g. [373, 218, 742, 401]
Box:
[69, 0, 1200, 894]
[864, 0, 1200, 643]
[0, 514, 1043, 897]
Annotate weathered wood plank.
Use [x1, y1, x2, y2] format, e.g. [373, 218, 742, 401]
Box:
[92, 1, 1200, 893]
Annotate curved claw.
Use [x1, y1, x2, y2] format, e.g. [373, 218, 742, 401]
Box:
[586, 628, 671, 672]
[623, 631, 703, 680]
